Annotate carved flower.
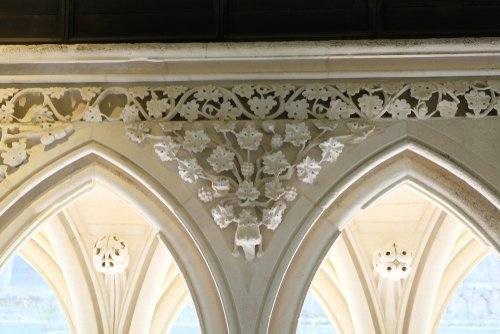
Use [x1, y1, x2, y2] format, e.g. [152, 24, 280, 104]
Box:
[264, 178, 285, 200]
[336, 83, 361, 96]
[389, 99, 412, 119]
[326, 99, 352, 120]
[182, 130, 210, 153]
[262, 201, 286, 230]
[284, 123, 310, 147]
[146, 93, 170, 119]
[211, 204, 235, 228]
[271, 135, 283, 149]
[465, 90, 491, 114]
[232, 85, 255, 99]
[45, 87, 66, 99]
[241, 162, 254, 177]
[0, 102, 15, 123]
[159, 122, 183, 133]
[83, 106, 102, 123]
[217, 101, 242, 120]
[236, 181, 260, 202]
[207, 146, 235, 173]
[213, 121, 236, 133]
[263, 151, 290, 176]
[303, 84, 330, 101]
[161, 85, 187, 99]
[154, 137, 180, 161]
[358, 94, 383, 118]
[1, 141, 27, 168]
[437, 100, 459, 118]
[283, 186, 297, 201]
[236, 125, 263, 151]
[126, 122, 150, 144]
[271, 84, 295, 98]
[40, 123, 73, 146]
[178, 100, 200, 122]
[443, 81, 470, 95]
[410, 82, 435, 101]
[178, 159, 203, 183]
[80, 87, 101, 101]
[120, 104, 141, 122]
[296, 156, 321, 184]
[198, 186, 214, 203]
[319, 138, 344, 163]
[285, 99, 309, 120]
[248, 97, 277, 118]
[194, 86, 222, 102]
[128, 87, 149, 99]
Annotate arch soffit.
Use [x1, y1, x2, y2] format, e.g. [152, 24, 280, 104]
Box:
[265, 131, 500, 334]
[0, 142, 235, 334]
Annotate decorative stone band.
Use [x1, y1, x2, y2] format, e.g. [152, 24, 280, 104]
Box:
[0, 80, 499, 125]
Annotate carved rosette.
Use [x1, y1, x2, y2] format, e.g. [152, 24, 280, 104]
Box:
[373, 243, 413, 281]
[93, 235, 130, 275]
[127, 119, 375, 261]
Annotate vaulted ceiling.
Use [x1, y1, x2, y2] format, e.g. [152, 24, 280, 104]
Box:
[1, 0, 500, 43]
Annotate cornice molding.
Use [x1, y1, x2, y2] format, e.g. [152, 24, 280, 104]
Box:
[2, 39, 500, 83]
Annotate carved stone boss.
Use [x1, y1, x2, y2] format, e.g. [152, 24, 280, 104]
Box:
[1, 81, 499, 260]
[93, 235, 129, 333]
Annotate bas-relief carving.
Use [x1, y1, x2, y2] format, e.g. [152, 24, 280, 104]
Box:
[126, 120, 375, 260]
[1, 81, 499, 260]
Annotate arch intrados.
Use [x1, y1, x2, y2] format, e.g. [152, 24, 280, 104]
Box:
[0, 143, 232, 334]
[267, 148, 500, 334]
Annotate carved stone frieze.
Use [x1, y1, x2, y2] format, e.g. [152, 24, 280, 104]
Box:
[126, 119, 376, 260]
[93, 235, 130, 275]
[1, 80, 500, 126]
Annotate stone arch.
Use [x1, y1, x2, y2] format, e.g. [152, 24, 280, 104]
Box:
[265, 134, 500, 334]
[0, 141, 233, 334]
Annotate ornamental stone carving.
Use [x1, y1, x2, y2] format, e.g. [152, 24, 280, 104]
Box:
[373, 243, 413, 281]
[1, 80, 499, 260]
[93, 235, 130, 275]
[126, 119, 376, 261]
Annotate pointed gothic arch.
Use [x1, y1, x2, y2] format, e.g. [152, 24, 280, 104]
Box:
[0, 142, 233, 334]
[265, 131, 500, 334]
